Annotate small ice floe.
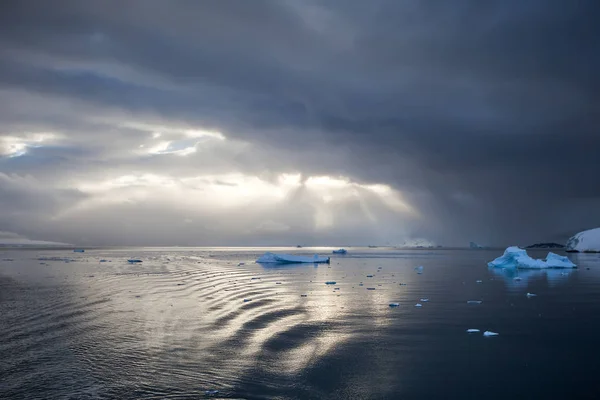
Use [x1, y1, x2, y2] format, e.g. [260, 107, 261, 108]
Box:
[243, 299, 251, 302]
[367, 287, 376, 290]
[467, 300, 483, 304]
[561, 272, 569, 276]
[420, 298, 429, 302]
[127, 259, 142, 263]
[399, 283, 407, 286]
[415, 266, 424, 274]
[275, 282, 282, 285]
[366, 275, 374, 278]
[415, 303, 423, 307]
[301, 294, 308, 297]
[389, 303, 400, 307]
[513, 277, 522, 281]
[73, 249, 85, 253]
[359, 283, 364, 286]
[334, 288, 340, 290]
[238, 262, 245, 266]
[526, 292, 537, 298]
[466, 329, 480, 333]
[325, 281, 336, 285]
[332, 249, 347, 254]
[99, 259, 107, 263]
[483, 331, 499, 337]
[476, 280, 483, 283]
[205, 390, 219, 396]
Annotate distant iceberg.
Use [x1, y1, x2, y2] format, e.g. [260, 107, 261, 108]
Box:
[487, 247, 576, 269]
[332, 249, 347, 254]
[469, 241, 487, 249]
[256, 252, 330, 264]
[566, 227, 600, 253]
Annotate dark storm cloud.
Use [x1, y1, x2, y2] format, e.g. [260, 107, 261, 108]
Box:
[0, 0, 599, 246]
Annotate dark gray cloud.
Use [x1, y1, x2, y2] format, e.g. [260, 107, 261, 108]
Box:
[0, 0, 598, 246]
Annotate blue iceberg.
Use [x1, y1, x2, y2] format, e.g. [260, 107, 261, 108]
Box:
[487, 247, 576, 269]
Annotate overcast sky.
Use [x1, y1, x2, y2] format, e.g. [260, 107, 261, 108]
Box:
[0, 0, 598, 247]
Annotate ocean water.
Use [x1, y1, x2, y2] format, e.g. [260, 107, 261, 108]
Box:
[1, 247, 600, 399]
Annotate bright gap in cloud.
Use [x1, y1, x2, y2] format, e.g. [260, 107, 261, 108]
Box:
[0, 132, 60, 157]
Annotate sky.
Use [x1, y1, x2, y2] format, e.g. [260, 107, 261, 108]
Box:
[0, 0, 599, 247]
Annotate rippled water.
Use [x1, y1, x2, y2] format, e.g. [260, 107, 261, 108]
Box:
[1, 247, 600, 399]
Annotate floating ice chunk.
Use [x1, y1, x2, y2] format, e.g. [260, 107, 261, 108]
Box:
[325, 281, 336, 285]
[513, 277, 522, 281]
[367, 287, 376, 290]
[366, 275, 374, 278]
[301, 294, 308, 297]
[243, 299, 251, 302]
[526, 293, 537, 297]
[476, 280, 483, 283]
[332, 249, 347, 254]
[467, 300, 483, 304]
[73, 249, 85, 253]
[467, 329, 480, 333]
[566, 227, 600, 253]
[238, 262, 245, 266]
[483, 331, 499, 337]
[256, 252, 330, 264]
[205, 390, 219, 396]
[420, 298, 429, 302]
[415, 266, 424, 274]
[488, 247, 576, 269]
[389, 303, 400, 307]
[127, 259, 142, 263]
[415, 303, 422, 307]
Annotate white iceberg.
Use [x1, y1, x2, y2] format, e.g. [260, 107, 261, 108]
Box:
[467, 329, 480, 333]
[526, 293, 537, 298]
[566, 227, 600, 253]
[483, 331, 499, 337]
[487, 247, 576, 269]
[256, 252, 330, 264]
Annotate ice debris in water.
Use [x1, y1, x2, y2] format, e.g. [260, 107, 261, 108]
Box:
[483, 331, 499, 337]
[415, 303, 423, 307]
[325, 281, 336, 285]
[467, 300, 483, 304]
[243, 299, 251, 302]
[476, 280, 483, 283]
[301, 294, 308, 297]
[467, 329, 480, 333]
[73, 249, 85, 253]
[488, 247, 576, 269]
[420, 298, 429, 302]
[389, 303, 400, 307]
[256, 252, 330, 264]
[127, 259, 142, 263]
[415, 266, 424, 274]
[526, 293, 537, 298]
[205, 390, 219, 396]
[366, 275, 374, 278]
[332, 248, 347, 254]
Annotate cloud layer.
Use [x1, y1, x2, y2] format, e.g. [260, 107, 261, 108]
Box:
[1, 1, 599, 246]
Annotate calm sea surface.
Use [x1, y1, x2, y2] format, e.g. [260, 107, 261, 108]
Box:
[1, 247, 600, 399]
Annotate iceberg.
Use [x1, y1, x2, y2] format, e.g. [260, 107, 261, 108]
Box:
[256, 252, 330, 264]
[467, 329, 480, 333]
[487, 247, 576, 269]
[469, 241, 485, 249]
[332, 248, 347, 254]
[566, 227, 600, 253]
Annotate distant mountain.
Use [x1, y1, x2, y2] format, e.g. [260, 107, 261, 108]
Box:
[525, 242, 565, 249]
